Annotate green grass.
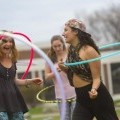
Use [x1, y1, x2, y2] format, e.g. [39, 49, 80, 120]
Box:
[116, 109, 120, 116]
[115, 100, 120, 107]
[29, 106, 43, 114]
[114, 100, 120, 117]
[27, 104, 60, 120]
[27, 102, 120, 120]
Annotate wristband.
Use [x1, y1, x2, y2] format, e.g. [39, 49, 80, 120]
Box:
[25, 79, 30, 88]
[91, 88, 97, 91]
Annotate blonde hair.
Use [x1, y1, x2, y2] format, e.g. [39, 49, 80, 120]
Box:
[0, 36, 18, 62]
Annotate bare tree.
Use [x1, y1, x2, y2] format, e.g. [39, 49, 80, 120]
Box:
[86, 5, 120, 47]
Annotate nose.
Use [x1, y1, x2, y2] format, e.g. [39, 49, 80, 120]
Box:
[56, 47, 60, 51]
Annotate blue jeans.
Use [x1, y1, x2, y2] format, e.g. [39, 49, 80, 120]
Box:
[58, 99, 76, 120]
[0, 112, 24, 120]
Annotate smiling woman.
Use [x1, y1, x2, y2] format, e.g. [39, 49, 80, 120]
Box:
[0, 33, 43, 120]
[0, 36, 18, 61]
[58, 18, 119, 120]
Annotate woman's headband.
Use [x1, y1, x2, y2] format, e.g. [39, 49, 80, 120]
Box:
[65, 19, 86, 32]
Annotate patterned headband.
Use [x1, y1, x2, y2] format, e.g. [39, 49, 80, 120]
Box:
[65, 19, 86, 32]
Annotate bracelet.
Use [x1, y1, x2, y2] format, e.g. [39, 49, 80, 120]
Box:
[25, 79, 30, 88]
[91, 88, 97, 91]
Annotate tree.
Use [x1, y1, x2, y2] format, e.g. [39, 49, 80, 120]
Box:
[86, 5, 120, 47]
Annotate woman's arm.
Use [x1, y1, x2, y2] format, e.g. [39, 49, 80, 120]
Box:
[82, 45, 101, 99]
[15, 77, 43, 86]
[45, 63, 55, 80]
[85, 46, 101, 90]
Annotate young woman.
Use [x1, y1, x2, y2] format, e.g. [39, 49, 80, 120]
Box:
[45, 35, 76, 120]
[58, 19, 119, 120]
[0, 34, 43, 120]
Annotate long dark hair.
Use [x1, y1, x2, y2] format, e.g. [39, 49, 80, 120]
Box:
[47, 35, 66, 63]
[71, 27, 100, 54]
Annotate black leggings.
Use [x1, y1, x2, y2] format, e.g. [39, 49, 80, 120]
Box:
[72, 82, 119, 120]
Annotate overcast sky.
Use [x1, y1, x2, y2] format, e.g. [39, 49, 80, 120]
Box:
[0, 0, 120, 45]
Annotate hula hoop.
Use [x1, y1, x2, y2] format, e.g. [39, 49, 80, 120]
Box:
[13, 32, 34, 79]
[37, 42, 120, 103]
[0, 31, 34, 80]
[65, 42, 120, 66]
[36, 85, 76, 103]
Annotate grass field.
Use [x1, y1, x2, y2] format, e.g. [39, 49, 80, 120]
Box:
[26, 101, 120, 120]
[28, 103, 60, 120]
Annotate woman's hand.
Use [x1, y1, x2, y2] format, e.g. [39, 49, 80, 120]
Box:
[88, 88, 98, 99]
[32, 78, 43, 85]
[56, 67, 62, 72]
[58, 60, 68, 72]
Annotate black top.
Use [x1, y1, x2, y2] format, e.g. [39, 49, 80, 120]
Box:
[66, 43, 93, 86]
[0, 62, 28, 115]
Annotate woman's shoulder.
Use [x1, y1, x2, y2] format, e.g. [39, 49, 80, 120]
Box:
[83, 45, 100, 60]
[79, 45, 98, 59]
[82, 45, 96, 53]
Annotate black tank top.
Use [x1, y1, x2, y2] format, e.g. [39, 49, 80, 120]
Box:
[0, 62, 28, 115]
[66, 43, 93, 86]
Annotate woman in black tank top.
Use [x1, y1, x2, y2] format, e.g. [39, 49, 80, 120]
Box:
[58, 19, 119, 120]
[0, 32, 43, 120]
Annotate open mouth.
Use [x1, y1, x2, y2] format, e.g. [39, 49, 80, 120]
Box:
[3, 47, 11, 51]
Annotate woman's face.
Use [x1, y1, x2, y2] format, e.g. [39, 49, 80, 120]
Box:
[62, 25, 77, 44]
[0, 37, 13, 55]
[52, 39, 64, 54]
